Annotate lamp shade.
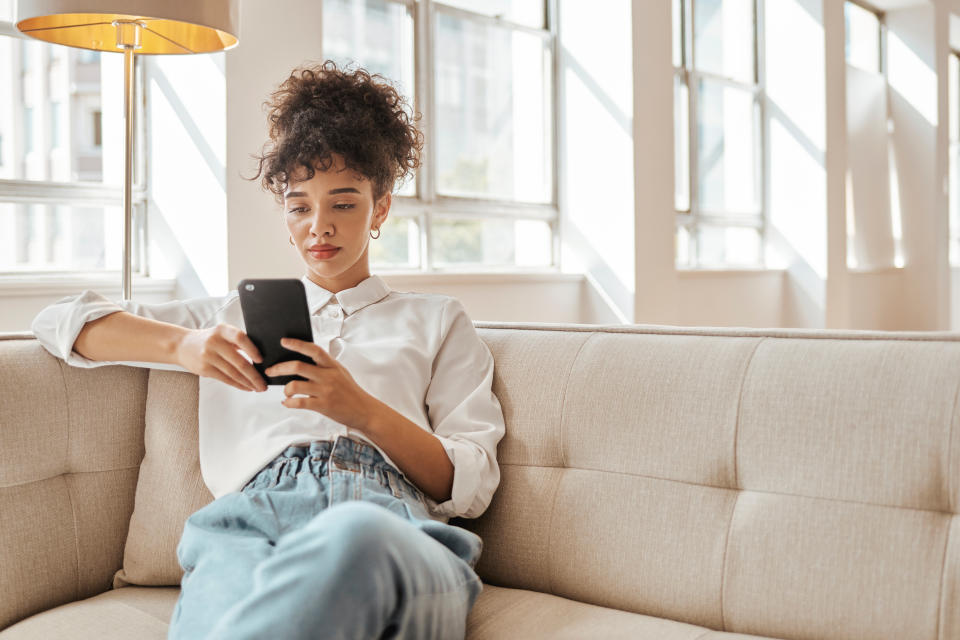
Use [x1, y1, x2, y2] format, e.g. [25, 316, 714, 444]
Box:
[16, 0, 239, 54]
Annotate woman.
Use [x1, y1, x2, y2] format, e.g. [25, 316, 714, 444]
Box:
[30, 61, 505, 640]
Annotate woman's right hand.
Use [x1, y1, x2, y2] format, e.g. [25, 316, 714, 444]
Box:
[174, 323, 267, 392]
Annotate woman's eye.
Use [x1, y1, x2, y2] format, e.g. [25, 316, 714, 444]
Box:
[333, 203, 355, 210]
[288, 206, 308, 214]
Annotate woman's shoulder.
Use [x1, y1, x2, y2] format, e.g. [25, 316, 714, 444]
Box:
[382, 289, 459, 309]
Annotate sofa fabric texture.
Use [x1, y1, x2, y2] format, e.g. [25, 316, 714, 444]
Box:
[0, 323, 958, 640]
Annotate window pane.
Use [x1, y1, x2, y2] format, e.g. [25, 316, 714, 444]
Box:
[697, 224, 761, 265]
[693, 0, 754, 83]
[675, 74, 690, 211]
[431, 217, 552, 267]
[435, 12, 552, 203]
[437, 0, 545, 30]
[369, 214, 420, 268]
[0, 201, 125, 272]
[0, 37, 116, 182]
[697, 79, 758, 213]
[951, 149, 960, 267]
[322, 0, 416, 196]
[676, 225, 693, 267]
[844, 1, 880, 74]
[950, 53, 959, 144]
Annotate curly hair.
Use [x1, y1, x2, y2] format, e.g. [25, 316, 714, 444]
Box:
[250, 60, 423, 202]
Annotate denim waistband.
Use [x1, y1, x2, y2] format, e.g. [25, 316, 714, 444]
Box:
[278, 434, 397, 475]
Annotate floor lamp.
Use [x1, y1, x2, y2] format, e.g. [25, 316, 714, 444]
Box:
[16, 0, 239, 300]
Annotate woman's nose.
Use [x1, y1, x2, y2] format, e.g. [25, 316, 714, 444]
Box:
[309, 210, 334, 236]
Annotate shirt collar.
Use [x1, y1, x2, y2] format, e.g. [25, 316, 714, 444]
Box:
[300, 274, 391, 317]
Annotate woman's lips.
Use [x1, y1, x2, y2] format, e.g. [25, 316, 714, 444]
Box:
[308, 247, 340, 259]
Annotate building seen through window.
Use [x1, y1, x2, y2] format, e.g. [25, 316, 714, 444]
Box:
[0, 0, 145, 275]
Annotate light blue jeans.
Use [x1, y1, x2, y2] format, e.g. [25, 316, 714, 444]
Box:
[167, 435, 484, 640]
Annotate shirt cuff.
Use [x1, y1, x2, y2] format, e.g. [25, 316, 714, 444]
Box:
[31, 291, 128, 368]
[423, 435, 489, 519]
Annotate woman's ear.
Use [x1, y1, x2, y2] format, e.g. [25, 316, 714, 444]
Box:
[374, 192, 392, 227]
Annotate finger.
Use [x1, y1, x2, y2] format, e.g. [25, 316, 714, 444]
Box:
[266, 360, 320, 381]
[232, 327, 263, 364]
[281, 337, 334, 366]
[281, 396, 312, 410]
[211, 353, 259, 391]
[215, 339, 266, 390]
[203, 364, 252, 392]
[283, 380, 320, 398]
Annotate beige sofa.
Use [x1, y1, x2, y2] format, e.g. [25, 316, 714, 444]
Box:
[1, 321, 958, 639]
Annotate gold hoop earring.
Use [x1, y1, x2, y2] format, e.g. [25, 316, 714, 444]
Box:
[370, 227, 381, 239]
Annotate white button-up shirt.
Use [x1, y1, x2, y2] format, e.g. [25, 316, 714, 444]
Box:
[30, 274, 506, 522]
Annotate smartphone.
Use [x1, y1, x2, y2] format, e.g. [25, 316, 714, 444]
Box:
[237, 278, 315, 386]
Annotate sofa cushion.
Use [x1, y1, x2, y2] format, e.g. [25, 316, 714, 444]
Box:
[111, 370, 212, 588]
[0, 584, 782, 640]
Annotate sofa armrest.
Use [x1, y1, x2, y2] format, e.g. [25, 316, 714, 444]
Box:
[0, 335, 148, 631]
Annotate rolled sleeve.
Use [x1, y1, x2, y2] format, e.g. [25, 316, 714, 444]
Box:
[423, 298, 505, 520]
[30, 289, 227, 371]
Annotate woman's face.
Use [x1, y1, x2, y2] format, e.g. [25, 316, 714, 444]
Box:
[283, 154, 390, 293]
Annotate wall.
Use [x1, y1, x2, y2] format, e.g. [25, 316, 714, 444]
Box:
[557, 0, 637, 321]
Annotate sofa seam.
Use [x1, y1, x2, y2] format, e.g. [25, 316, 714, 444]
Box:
[732, 338, 764, 490]
[935, 518, 954, 640]
[935, 377, 960, 640]
[499, 462, 954, 515]
[60, 473, 83, 605]
[558, 332, 596, 469]
[54, 358, 82, 604]
[719, 337, 763, 632]
[0, 465, 142, 490]
[547, 331, 595, 596]
[947, 378, 959, 517]
[110, 599, 172, 625]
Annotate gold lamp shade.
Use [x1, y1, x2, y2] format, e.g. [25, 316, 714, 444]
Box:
[16, 0, 239, 54]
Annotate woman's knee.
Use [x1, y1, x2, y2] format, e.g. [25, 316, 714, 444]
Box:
[293, 500, 412, 561]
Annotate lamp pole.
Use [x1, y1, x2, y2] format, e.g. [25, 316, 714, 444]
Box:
[113, 20, 143, 301]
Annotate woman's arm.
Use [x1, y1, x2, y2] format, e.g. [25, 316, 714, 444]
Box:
[362, 400, 455, 505]
[73, 311, 266, 392]
[73, 311, 187, 365]
[32, 289, 266, 392]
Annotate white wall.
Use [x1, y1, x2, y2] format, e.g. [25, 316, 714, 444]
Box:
[145, 53, 229, 299]
[558, 0, 637, 321]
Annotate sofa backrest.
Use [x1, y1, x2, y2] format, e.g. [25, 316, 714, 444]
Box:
[455, 323, 960, 640]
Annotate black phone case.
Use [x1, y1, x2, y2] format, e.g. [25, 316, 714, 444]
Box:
[237, 278, 315, 386]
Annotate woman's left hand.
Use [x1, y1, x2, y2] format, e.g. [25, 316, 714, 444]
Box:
[266, 337, 381, 431]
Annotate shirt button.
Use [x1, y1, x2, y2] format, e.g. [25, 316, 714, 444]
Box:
[331, 307, 341, 318]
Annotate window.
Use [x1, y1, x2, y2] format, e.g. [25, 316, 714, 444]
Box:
[673, 0, 764, 268]
[323, 0, 556, 271]
[0, 6, 147, 275]
[844, 1, 881, 74]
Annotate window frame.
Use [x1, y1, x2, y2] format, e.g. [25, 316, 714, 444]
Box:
[329, 0, 561, 273]
[674, 0, 766, 269]
[0, 18, 149, 277]
[949, 48, 959, 267]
